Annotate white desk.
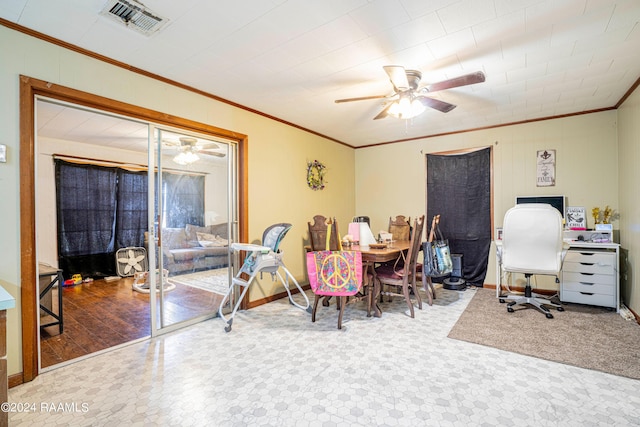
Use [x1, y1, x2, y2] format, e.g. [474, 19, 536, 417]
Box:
[495, 237, 620, 312]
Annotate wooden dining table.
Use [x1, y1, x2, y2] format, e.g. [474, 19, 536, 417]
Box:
[304, 240, 412, 317]
[348, 240, 411, 317]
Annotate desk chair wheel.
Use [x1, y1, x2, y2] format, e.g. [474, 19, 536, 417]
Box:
[507, 306, 514, 313]
[499, 298, 506, 303]
[545, 312, 554, 319]
[557, 306, 565, 312]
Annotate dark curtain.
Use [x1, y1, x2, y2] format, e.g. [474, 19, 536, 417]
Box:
[56, 161, 118, 278]
[116, 169, 148, 248]
[163, 172, 205, 228]
[426, 147, 491, 285]
[55, 161, 152, 278]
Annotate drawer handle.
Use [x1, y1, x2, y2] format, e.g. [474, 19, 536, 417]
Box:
[579, 263, 594, 266]
[579, 253, 595, 256]
[579, 273, 594, 276]
[579, 282, 594, 286]
[579, 292, 594, 295]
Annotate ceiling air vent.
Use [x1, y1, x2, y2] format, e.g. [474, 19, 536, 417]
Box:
[100, 0, 168, 36]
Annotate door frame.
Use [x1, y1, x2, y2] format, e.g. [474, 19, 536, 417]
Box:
[148, 126, 238, 335]
[19, 75, 248, 383]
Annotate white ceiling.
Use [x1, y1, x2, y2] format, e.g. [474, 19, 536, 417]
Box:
[3, 0, 640, 148]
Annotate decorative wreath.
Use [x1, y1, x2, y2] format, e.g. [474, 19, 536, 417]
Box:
[307, 160, 326, 191]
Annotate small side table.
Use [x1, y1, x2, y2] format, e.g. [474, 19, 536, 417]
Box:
[38, 264, 63, 334]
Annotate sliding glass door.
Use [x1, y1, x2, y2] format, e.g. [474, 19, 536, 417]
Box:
[148, 128, 236, 334]
[35, 97, 239, 372]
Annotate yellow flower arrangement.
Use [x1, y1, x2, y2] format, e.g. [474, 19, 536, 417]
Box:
[592, 207, 600, 224]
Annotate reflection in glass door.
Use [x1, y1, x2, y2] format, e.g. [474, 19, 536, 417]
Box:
[148, 128, 236, 334]
[31, 94, 242, 376]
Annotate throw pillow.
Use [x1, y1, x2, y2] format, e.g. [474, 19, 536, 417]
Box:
[196, 232, 228, 247]
[185, 224, 212, 242]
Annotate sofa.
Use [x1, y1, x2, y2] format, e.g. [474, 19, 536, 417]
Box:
[145, 223, 229, 275]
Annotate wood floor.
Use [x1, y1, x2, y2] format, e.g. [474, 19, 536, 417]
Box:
[40, 276, 224, 369]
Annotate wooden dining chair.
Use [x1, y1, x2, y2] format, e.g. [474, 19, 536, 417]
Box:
[374, 215, 425, 318]
[382, 214, 412, 278]
[307, 215, 342, 307]
[306, 250, 371, 329]
[388, 215, 411, 241]
[378, 215, 412, 303]
[307, 215, 341, 251]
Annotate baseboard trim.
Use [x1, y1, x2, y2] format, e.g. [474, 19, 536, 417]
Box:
[248, 284, 311, 309]
[626, 305, 640, 325]
[9, 372, 23, 388]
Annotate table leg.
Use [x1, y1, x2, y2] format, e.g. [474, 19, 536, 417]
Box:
[372, 278, 382, 317]
[39, 270, 64, 334]
[56, 271, 63, 333]
[365, 262, 382, 317]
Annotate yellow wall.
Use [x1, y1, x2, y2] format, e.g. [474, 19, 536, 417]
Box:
[617, 87, 640, 313]
[355, 112, 620, 290]
[0, 26, 353, 376]
[1, 23, 638, 380]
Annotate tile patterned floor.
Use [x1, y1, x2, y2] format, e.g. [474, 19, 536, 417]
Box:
[9, 286, 640, 426]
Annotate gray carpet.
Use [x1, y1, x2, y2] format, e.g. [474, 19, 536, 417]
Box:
[448, 287, 640, 379]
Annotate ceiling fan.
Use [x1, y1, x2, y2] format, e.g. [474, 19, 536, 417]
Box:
[163, 137, 225, 164]
[335, 66, 486, 120]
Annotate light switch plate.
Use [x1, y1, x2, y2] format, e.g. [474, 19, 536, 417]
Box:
[0, 144, 6, 163]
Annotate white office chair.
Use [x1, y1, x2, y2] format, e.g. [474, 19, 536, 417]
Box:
[499, 204, 567, 318]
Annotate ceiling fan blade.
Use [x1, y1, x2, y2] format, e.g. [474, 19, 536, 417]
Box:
[425, 71, 486, 93]
[383, 65, 410, 91]
[201, 151, 226, 158]
[334, 94, 389, 103]
[196, 142, 219, 150]
[417, 96, 457, 113]
[373, 103, 394, 120]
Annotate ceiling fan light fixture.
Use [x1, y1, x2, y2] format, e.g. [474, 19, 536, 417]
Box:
[336, 66, 484, 120]
[173, 150, 199, 165]
[410, 98, 426, 116]
[388, 94, 425, 119]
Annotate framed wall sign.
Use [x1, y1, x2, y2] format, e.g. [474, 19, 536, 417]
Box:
[566, 206, 586, 229]
[536, 149, 555, 187]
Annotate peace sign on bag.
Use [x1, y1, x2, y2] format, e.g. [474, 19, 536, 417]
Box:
[306, 250, 363, 296]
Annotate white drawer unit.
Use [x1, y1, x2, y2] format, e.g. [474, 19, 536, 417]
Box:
[560, 248, 618, 310]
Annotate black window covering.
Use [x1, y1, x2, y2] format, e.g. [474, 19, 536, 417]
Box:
[426, 147, 492, 285]
[55, 161, 205, 278]
[55, 161, 152, 278]
[163, 172, 205, 228]
[55, 160, 119, 278]
[115, 169, 148, 249]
